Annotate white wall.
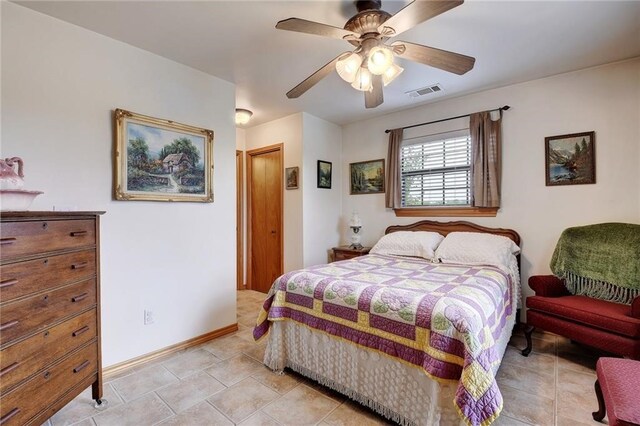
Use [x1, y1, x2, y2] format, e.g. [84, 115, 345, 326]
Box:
[236, 128, 246, 151]
[236, 128, 246, 286]
[302, 113, 342, 266]
[245, 113, 304, 272]
[342, 58, 640, 304]
[1, 3, 237, 367]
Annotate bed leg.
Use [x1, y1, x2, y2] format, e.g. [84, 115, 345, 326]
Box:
[521, 325, 534, 357]
[592, 380, 606, 421]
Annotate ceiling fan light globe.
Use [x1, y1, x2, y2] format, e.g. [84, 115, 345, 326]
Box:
[351, 67, 373, 92]
[367, 46, 394, 75]
[382, 63, 404, 86]
[335, 52, 363, 83]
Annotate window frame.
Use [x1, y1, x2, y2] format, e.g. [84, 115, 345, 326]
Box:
[394, 129, 497, 217]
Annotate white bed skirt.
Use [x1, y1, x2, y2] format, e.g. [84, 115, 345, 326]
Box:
[264, 313, 516, 426]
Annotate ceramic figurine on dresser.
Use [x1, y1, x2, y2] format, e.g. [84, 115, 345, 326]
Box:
[0, 157, 43, 211]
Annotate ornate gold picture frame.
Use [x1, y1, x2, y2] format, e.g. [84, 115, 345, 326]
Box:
[114, 109, 214, 202]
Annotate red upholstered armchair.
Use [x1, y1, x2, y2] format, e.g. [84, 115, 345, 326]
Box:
[523, 275, 640, 359]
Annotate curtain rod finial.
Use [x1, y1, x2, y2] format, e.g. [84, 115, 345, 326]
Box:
[502, 105, 510, 110]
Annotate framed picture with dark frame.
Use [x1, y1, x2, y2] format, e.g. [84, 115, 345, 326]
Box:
[317, 160, 332, 189]
[350, 159, 385, 195]
[545, 131, 595, 186]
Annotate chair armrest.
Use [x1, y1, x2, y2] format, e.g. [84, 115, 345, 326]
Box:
[528, 275, 571, 297]
[632, 296, 640, 319]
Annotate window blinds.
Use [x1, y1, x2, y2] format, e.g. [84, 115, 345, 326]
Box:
[400, 129, 471, 206]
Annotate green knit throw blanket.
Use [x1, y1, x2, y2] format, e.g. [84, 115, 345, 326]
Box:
[550, 223, 640, 304]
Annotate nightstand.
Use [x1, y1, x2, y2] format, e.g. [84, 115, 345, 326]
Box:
[332, 246, 371, 262]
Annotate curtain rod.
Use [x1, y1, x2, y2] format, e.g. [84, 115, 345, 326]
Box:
[384, 105, 511, 134]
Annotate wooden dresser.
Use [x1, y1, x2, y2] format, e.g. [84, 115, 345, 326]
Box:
[0, 211, 105, 425]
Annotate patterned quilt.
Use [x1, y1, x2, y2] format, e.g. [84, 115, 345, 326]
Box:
[253, 254, 515, 426]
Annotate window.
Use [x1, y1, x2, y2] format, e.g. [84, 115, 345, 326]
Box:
[401, 129, 471, 207]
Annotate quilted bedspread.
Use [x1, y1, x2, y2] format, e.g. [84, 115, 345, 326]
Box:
[253, 254, 515, 426]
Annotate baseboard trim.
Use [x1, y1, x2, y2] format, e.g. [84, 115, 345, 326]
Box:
[102, 323, 239, 378]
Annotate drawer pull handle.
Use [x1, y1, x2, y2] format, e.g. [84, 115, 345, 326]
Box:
[0, 237, 16, 245]
[71, 293, 88, 303]
[70, 231, 88, 237]
[0, 408, 20, 424]
[72, 262, 88, 270]
[0, 362, 19, 377]
[0, 320, 18, 331]
[43, 371, 51, 379]
[73, 360, 90, 374]
[0, 279, 18, 289]
[73, 326, 90, 337]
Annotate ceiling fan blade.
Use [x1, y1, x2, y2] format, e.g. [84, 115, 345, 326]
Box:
[378, 0, 463, 37]
[286, 53, 349, 99]
[392, 41, 475, 75]
[365, 75, 384, 109]
[276, 18, 359, 41]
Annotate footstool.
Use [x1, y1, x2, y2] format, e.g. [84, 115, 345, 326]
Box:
[592, 357, 640, 425]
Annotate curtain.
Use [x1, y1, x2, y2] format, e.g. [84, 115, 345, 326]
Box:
[470, 111, 502, 207]
[385, 128, 403, 208]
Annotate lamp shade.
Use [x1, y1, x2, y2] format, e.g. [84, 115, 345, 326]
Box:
[382, 63, 404, 86]
[367, 46, 394, 75]
[336, 52, 363, 83]
[349, 211, 362, 227]
[235, 108, 253, 125]
[351, 67, 373, 92]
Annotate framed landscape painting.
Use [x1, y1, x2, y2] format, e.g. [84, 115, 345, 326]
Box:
[317, 160, 332, 189]
[545, 131, 595, 186]
[350, 159, 385, 194]
[114, 109, 214, 202]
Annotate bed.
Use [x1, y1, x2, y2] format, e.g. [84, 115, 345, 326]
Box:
[253, 220, 521, 426]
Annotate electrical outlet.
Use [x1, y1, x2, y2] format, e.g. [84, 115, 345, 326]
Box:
[144, 309, 154, 325]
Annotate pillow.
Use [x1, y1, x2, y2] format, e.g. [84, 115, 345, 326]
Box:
[434, 232, 520, 272]
[370, 231, 444, 260]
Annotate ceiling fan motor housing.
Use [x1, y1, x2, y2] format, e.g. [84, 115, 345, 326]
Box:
[345, 1, 391, 39]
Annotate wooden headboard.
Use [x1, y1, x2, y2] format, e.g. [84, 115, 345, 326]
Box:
[385, 220, 521, 246]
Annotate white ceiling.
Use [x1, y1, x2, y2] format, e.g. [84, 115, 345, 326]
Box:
[15, 1, 640, 127]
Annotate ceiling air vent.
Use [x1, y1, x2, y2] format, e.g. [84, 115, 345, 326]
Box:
[406, 83, 443, 98]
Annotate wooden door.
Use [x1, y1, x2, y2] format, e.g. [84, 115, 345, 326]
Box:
[236, 150, 244, 290]
[247, 144, 283, 293]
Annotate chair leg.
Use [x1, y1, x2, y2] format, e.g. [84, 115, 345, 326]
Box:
[521, 325, 534, 357]
[592, 379, 606, 421]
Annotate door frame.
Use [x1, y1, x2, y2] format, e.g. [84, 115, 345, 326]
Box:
[246, 143, 284, 291]
[236, 150, 244, 290]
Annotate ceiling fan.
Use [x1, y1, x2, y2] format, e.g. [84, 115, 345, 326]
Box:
[276, 0, 475, 109]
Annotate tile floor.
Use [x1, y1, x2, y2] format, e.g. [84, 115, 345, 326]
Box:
[44, 290, 609, 426]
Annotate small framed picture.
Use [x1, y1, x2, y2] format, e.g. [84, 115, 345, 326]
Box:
[350, 159, 385, 194]
[545, 131, 595, 186]
[285, 167, 299, 190]
[317, 160, 332, 189]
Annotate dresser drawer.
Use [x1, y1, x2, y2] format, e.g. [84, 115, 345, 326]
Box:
[0, 250, 96, 303]
[0, 279, 96, 346]
[0, 220, 95, 261]
[0, 310, 97, 394]
[0, 342, 97, 425]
